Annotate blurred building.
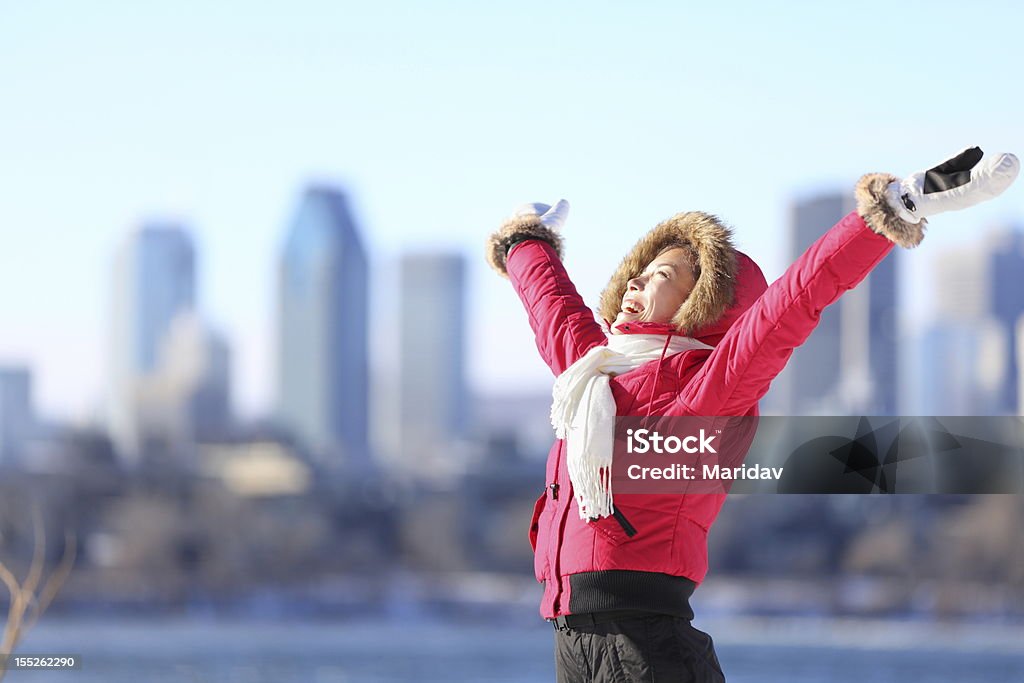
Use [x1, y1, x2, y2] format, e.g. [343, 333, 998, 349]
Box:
[911, 321, 1006, 415]
[765, 193, 898, 415]
[108, 223, 196, 462]
[277, 185, 369, 470]
[839, 216, 899, 415]
[1018, 318, 1024, 416]
[473, 390, 554, 461]
[924, 227, 1024, 415]
[129, 312, 233, 460]
[395, 252, 468, 479]
[200, 440, 311, 498]
[0, 366, 34, 465]
[159, 313, 232, 440]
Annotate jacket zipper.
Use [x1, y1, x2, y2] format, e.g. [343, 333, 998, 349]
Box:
[551, 444, 568, 614]
[612, 507, 638, 537]
[614, 333, 671, 536]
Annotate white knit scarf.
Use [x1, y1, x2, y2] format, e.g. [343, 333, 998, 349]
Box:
[550, 333, 714, 521]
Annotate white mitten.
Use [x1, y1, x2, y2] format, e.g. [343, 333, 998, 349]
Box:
[886, 147, 1019, 224]
[486, 199, 570, 277]
[510, 199, 571, 231]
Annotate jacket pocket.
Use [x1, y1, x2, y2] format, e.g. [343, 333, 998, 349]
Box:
[612, 507, 638, 537]
[589, 505, 640, 546]
[528, 490, 546, 551]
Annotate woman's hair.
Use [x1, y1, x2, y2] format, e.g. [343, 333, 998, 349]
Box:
[654, 240, 701, 281]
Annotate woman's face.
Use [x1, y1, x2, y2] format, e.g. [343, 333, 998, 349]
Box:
[612, 247, 696, 332]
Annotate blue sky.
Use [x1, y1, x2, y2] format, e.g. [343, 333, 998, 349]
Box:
[1, 1, 1022, 421]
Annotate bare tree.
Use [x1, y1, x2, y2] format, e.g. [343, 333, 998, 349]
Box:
[0, 506, 76, 682]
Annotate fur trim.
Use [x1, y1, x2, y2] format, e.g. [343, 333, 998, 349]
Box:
[599, 212, 738, 334]
[855, 172, 926, 248]
[485, 215, 564, 277]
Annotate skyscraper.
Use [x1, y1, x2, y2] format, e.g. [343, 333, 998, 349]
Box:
[767, 193, 898, 415]
[397, 253, 467, 478]
[277, 185, 368, 468]
[929, 227, 1024, 414]
[109, 223, 196, 461]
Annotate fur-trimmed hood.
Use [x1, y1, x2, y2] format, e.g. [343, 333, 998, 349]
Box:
[598, 212, 768, 347]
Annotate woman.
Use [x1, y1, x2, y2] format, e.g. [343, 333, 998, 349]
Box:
[485, 147, 1018, 682]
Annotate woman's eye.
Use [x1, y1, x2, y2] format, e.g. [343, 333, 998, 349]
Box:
[658, 271, 670, 278]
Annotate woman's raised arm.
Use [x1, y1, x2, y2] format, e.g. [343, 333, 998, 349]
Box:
[486, 200, 608, 376]
[678, 146, 1019, 417]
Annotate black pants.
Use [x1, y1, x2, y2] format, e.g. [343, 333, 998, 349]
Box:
[553, 613, 725, 682]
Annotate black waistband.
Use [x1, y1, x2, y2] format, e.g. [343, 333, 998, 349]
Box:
[567, 570, 696, 620]
[550, 609, 656, 631]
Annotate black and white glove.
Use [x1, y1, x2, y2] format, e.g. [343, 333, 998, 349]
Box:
[886, 147, 1019, 224]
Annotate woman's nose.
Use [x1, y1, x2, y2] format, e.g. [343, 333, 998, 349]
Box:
[627, 275, 645, 291]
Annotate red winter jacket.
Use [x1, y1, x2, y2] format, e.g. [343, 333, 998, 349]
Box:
[505, 209, 899, 619]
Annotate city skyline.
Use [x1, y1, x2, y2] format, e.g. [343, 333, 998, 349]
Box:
[1, 2, 1022, 421]
[1, 179, 1022, 436]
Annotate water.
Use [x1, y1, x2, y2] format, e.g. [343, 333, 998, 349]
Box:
[4, 614, 1023, 682]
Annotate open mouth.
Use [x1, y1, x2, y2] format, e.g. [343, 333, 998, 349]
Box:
[622, 299, 645, 315]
